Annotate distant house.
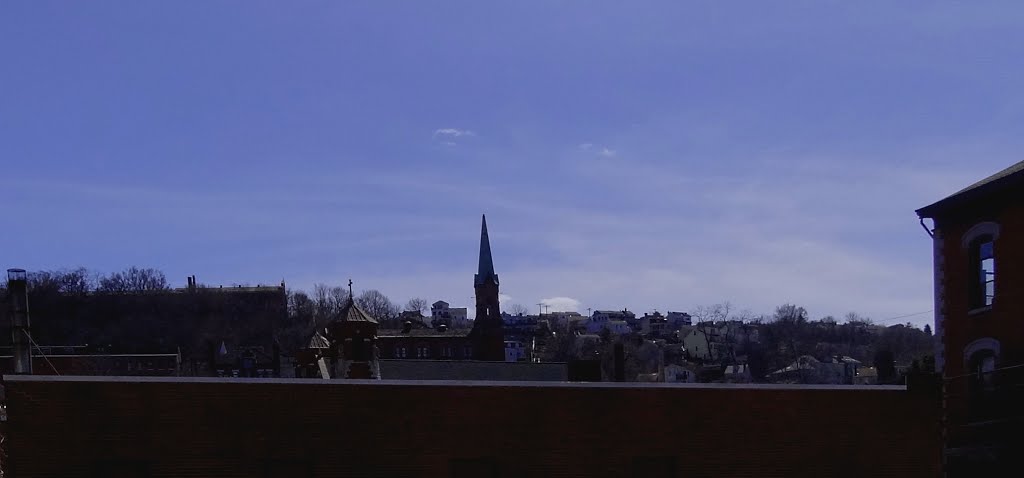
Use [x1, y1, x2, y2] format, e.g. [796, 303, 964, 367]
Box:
[546, 311, 583, 329]
[504, 340, 527, 363]
[641, 312, 669, 336]
[591, 309, 636, 327]
[666, 311, 693, 328]
[585, 317, 631, 335]
[663, 363, 697, 383]
[723, 364, 753, 383]
[430, 300, 470, 328]
[682, 328, 726, 362]
[769, 355, 859, 385]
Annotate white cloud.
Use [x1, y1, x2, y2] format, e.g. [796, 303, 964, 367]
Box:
[578, 142, 617, 157]
[498, 294, 512, 304]
[433, 128, 475, 138]
[541, 296, 581, 312]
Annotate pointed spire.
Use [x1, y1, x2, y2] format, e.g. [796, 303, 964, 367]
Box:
[476, 214, 496, 285]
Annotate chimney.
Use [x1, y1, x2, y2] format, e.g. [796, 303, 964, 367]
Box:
[7, 268, 32, 374]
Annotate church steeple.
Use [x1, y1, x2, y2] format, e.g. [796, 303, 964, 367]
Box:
[471, 214, 505, 361]
[475, 214, 498, 286]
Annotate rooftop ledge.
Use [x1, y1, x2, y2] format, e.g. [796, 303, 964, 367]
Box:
[1, 375, 908, 391]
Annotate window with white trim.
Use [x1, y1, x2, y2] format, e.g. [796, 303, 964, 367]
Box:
[970, 235, 996, 308]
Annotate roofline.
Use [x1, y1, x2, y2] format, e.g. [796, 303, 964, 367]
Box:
[0, 374, 909, 391]
[916, 162, 1024, 218]
[0, 354, 179, 358]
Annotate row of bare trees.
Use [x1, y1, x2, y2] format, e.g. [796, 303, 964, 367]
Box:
[5, 267, 170, 295]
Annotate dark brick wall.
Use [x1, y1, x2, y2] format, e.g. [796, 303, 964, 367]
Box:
[933, 194, 1024, 446]
[1, 377, 940, 477]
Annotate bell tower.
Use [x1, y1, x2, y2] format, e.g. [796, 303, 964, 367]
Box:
[470, 215, 505, 361]
[326, 280, 382, 379]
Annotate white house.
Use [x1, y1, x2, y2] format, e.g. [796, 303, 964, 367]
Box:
[682, 328, 726, 362]
[431, 300, 469, 327]
[504, 340, 526, 363]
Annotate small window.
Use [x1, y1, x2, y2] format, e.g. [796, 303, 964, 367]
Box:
[969, 235, 996, 308]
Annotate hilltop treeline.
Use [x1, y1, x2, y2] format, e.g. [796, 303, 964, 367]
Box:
[1, 268, 423, 356]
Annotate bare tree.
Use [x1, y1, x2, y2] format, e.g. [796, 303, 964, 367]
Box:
[97, 267, 169, 293]
[329, 286, 350, 309]
[692, 302, 732, 325]
[507, 303, 529, 316]
[405, 297, 429, 314]
[356, 290, 398, 320]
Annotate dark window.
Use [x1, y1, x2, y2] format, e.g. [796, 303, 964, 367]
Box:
[968, 350, 998, 421]
[352, 338, 370, 361]
[969, 236, 996, 308]
[632, 456, 676, 478]
[450, 458, 496, 478]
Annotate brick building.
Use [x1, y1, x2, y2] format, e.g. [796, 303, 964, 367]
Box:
[917, 160, 1024, 473]
[0, 375, 940, 477]
[1, 276, 288, 376]
[375, 215, 504, 362]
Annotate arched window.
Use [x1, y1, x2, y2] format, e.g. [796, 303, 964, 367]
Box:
[963, 222, 999, 309]
[964, 338, 1001, 422]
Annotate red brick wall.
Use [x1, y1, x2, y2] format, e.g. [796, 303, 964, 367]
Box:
[934, 196, 1024, 434]
[1, 377, 940, 477]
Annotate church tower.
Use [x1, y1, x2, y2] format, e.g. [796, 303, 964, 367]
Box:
[470, 215, 506, 361]
[325, 280, 382, 379]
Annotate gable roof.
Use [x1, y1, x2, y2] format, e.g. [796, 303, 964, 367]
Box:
[307, 332, 331, 349]
[916, 160, 1024, 218]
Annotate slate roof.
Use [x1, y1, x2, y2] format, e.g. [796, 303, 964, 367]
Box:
[475, 214, 498, 286]
[917, 160, 1024, 217]
[307, 332, 331, 349]
[337, 298, 378, 324]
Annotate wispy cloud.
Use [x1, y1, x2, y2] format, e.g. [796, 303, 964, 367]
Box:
[434, 128, 475, 138]
[541, 296, 581, 312]
[578, 142, 617, 157]
[433, 128, 476, 147]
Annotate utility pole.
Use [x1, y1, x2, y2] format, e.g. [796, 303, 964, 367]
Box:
[536, 303, 543, 316]
[543, 305, 551, 314]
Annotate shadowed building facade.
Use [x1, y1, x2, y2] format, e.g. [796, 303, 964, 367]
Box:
[917, 160, 1024, 474]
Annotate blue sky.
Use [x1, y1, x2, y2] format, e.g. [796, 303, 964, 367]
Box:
[4, 2, 1024, 326]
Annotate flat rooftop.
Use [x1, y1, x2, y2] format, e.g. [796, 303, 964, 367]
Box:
[1, 374, 908, 391]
